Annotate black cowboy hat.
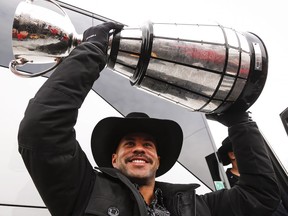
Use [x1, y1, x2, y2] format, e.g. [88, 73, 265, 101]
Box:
[217, 137, 233, 166]
[91, 112, 183, 177]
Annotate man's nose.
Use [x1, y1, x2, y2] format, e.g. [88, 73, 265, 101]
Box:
[132, 143, 146, 153]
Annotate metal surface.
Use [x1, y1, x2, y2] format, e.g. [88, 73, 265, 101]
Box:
[108, 22, 268, 113]
[10, 0, 81, 77]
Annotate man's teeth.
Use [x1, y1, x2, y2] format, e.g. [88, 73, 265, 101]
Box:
[132, 159, 146, 163]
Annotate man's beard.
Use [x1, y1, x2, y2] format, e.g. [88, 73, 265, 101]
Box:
[128, 175, 151, 186]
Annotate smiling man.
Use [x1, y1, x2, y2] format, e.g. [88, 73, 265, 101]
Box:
[90, 111, 183, 212]
[113, 133, 160, 204]
[112, 133, 159, 180]
[18, 22, 280, 216]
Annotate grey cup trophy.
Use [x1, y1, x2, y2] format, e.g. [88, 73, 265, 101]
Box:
[9, 0, 268, 114]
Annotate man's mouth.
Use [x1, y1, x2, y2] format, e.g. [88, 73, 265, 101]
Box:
[126, 154, 152, 164]
[130, 159, 147, 164]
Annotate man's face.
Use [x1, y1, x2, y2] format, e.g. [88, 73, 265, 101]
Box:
[112, 133, 160, 185]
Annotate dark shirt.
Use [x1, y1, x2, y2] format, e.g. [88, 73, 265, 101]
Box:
[226, 168, 239, 187]
[135, 185, 170, 216]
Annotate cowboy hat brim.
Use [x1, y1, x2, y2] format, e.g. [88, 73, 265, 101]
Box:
[91, 115, 183, 177]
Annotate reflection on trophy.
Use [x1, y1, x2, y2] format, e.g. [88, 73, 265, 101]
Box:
[10, 0, 268, 114]
[10, 0, 81, 77]
[108, 22, 267, 113]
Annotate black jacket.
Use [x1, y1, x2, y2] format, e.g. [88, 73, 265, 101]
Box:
[18, 42, 280, 216]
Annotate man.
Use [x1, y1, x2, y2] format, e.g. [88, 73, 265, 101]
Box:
[18, 22, 280, 215]
[218, 137, 288, 216]
[217, 137, 240, 187]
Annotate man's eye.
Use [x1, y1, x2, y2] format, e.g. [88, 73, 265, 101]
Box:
[144, 142, 153, 147]
[125, 142, 134, 147]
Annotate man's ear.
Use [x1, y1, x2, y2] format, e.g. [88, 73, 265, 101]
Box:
[228, 151, 236, 160]
[112, 153, 117, 168]
[157, 156, 160, 170]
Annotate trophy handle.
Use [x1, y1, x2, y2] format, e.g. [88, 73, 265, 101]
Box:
[9, 58, 62, 78]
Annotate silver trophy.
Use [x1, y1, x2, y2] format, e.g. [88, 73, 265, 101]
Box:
[9, 0, 268, 113]
[10, 0, 81, 77]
